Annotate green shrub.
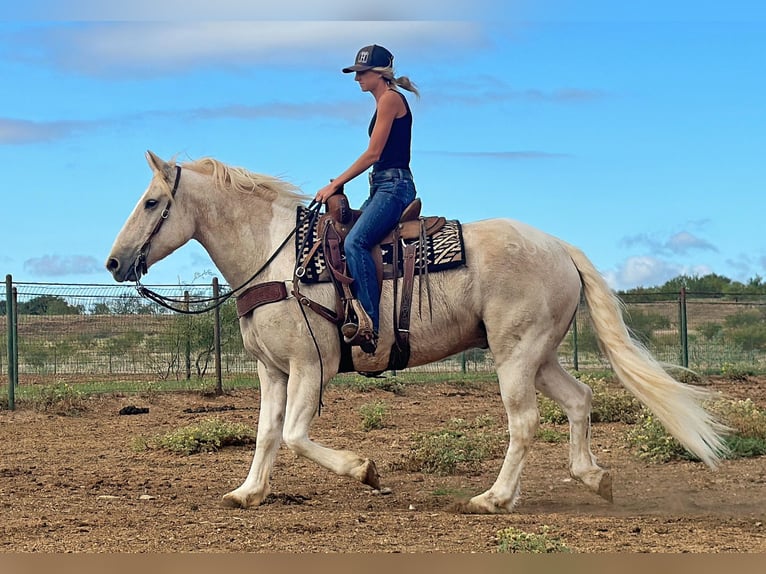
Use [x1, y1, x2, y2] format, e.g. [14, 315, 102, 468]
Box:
[333, 374, 405, 395]
[711, 398, 766, 440]
[721, 362, 755, 381]
[627, 398, 766, 463]
[359, 400, 389, 431]
[496, 526, 571, 553]
[538, 396, 567, 424]
[400, 416, 504, 475]
[538, 374, 641, 424]
[25, 382, 86, 415]
[626, 412, 693, 463]
[624, 309, 670, 347]
[150, 417, 256, 454]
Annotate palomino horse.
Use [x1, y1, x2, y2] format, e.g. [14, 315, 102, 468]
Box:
[106, 151, 728, 513]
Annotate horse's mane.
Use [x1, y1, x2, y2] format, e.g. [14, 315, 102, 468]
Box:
[180, 157, 310, 207]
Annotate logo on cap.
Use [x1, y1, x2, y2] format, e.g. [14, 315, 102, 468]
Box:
[342, 44, 394, 73]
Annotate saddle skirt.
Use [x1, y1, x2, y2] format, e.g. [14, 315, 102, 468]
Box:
[295, 196, 466, 285]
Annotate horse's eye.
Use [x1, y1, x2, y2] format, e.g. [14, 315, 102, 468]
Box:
[144, 199, 160, 210]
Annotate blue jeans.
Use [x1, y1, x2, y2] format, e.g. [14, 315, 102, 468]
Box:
[345, 168, 416, 332]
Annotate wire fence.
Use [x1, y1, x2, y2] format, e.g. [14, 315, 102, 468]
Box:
[2, 280, 766, 390]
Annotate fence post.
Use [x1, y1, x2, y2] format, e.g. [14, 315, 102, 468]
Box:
[461, 351, 467, 373]
[184, 291, 191, 380]
[5, 274, 15, 410]
[12, 287, 18, 389]
[212, 278, 223, 395]
[679, 287, 688, 368]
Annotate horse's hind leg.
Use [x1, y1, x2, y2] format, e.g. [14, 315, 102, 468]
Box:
[456, 357, 539, 514]
[222, 363, 287, 509]
[535, 358, 612, 502]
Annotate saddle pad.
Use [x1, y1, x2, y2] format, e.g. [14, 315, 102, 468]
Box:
[295, 206, 466, 284]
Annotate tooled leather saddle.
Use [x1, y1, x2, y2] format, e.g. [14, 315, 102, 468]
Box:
[236, 192, 465, 372]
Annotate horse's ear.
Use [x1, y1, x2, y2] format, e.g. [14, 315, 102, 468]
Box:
[145, 150, 174, 183]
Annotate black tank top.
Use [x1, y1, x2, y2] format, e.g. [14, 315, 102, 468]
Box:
[368, 91, 412, 172]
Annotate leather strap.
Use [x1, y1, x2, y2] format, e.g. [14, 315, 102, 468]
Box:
[291, 284, 343, 324]
[398, 242, 418, 346]
[236, 281, 288, 318]
[387, 241, 417, 371]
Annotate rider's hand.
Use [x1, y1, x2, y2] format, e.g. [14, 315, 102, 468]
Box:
[315, 181, 341, 204]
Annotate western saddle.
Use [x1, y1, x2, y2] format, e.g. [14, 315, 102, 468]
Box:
[236, 191, 446, 371]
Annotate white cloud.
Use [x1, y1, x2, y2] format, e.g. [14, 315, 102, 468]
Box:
[8, 0, 503, 20]
[665, 231, 716, 254]
[0, 118, 99, 145]
[23, 255, 103, 277]
[620, 229, 717, 256]
[604, 255, 713, 291]
[16, 21, 484, 77]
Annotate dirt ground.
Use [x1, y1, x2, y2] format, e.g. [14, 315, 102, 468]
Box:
[1, 375, 765, 553]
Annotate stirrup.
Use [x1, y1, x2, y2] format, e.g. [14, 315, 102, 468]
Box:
[342, 322, 378, 353]
[341, 321, 359, 342]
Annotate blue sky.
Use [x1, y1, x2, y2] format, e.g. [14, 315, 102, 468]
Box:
[1, 1, 764, 291]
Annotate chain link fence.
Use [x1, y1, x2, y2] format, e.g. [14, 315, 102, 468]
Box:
[2, 281, 766, 389]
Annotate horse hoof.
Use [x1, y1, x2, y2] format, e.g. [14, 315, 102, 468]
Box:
[221, 493, 245, 509]
[597, 471, 613, 503]
[361, 459, 381, 490]
[221, 489, 267, 509]
[449, 496, 511, 515]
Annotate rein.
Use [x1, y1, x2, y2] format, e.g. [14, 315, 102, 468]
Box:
[132, 172, 328, 414]
[134, 166, 322, 315]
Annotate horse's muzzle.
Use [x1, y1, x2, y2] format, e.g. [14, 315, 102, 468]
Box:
[105, 255, 142, 283]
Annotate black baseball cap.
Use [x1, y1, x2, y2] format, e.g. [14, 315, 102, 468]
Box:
[342, 44, 394, 73]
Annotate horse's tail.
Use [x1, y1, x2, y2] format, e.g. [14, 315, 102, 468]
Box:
[563, 242, 730, 468]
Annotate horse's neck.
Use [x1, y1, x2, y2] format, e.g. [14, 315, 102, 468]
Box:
[192, 195, 298, 288]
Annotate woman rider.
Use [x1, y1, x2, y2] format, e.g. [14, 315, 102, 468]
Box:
[315, 45, 419, 354]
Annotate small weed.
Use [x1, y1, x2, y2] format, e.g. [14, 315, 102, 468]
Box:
[496, 525, 571, 553]
[149, 417, 256, 455]
[672, 368, 702, 385]
[131, 436, 150, 452]
[333, 374, 405, 394]
[25, 382, 86, 415]
[400, 416, 504, 475]
[721, 363, 754, 382]
[359, 400, 389, 431]
[711, 398, 766, 439]
[536, 427, 568, 443]
[538, 397, 567, 424]
[431, 486, 476, 498]
[626, 412, 693, 463]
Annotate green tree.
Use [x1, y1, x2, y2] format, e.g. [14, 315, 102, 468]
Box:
[19, 295, 83, 315]
[110, 293, 157, 315]
[623, 309, 670, 347]
[91, 302, 112, 315]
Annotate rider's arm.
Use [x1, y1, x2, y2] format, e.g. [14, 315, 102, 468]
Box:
[315, 91, 400, 203]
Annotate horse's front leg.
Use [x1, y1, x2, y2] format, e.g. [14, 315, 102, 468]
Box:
[222, 362, 287, 509]
[282, 364, 381, 490]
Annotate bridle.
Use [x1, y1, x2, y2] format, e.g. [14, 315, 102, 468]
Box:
[131, 169, 328, 412]
[134, 165, 182, 279]
[133, 165, 323, 315]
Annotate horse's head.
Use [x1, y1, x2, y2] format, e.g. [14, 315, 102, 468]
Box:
[106, 150, 195, 282]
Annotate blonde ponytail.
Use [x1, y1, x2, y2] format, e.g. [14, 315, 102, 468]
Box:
[373, 67, 420, 98]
